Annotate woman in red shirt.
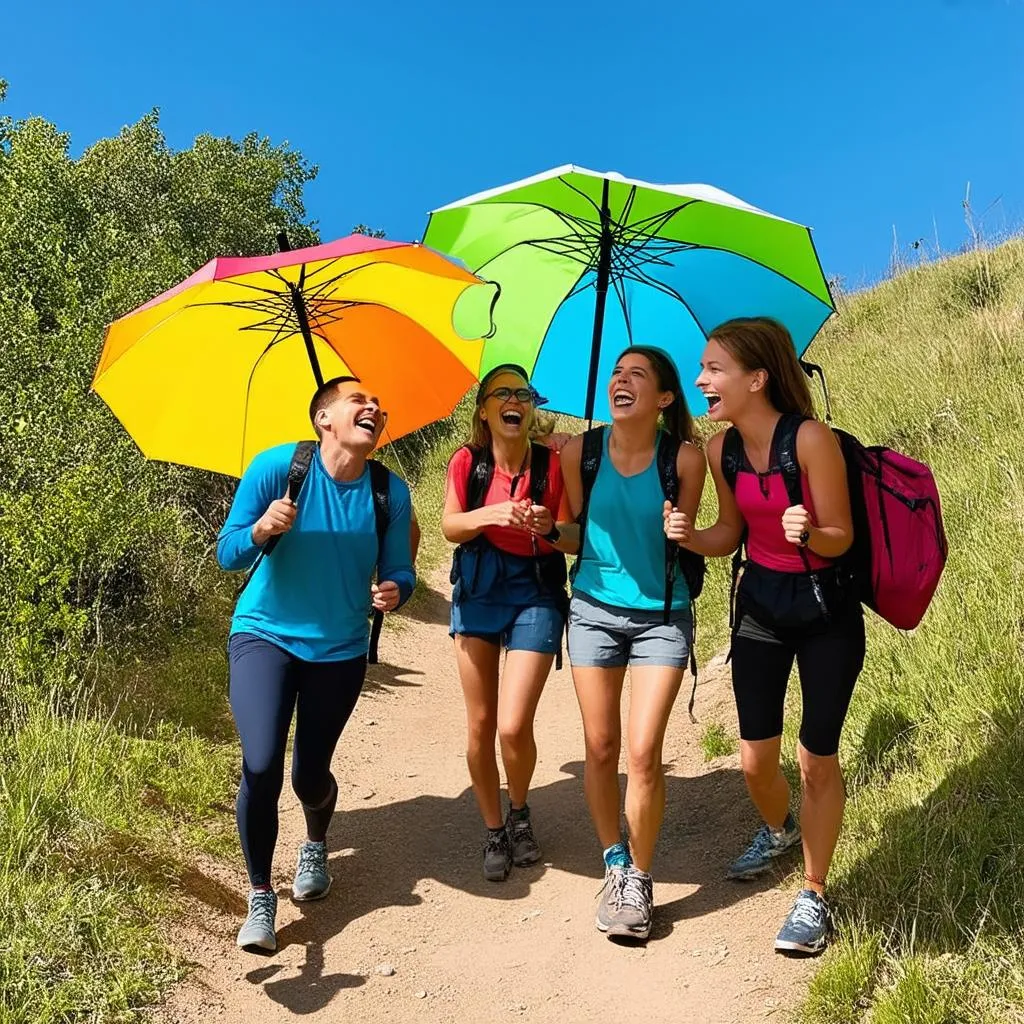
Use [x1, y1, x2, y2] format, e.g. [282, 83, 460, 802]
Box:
[442, 364, 573, 882]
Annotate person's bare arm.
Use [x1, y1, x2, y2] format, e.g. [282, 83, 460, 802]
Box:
[784, 421, 854, 558]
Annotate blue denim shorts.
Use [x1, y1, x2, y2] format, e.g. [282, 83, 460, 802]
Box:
[450, 599, 564, 654]
[567, 592, 692, 669]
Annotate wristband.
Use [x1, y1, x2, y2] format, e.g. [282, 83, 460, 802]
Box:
[542, 524, 561, 543]
[798, 529, 811, 547]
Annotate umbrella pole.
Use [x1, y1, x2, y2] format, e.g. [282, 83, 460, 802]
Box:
[277, 232, 325, 389]
[583, 179, 613, 427]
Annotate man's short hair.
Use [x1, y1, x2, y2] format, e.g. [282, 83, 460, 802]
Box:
[309, 375, 360, 437]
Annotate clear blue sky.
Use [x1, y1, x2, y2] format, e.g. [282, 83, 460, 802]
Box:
[4, 0, 1022, 288]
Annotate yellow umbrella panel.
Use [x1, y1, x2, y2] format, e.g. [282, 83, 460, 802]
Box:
[93, 235, 496, 477]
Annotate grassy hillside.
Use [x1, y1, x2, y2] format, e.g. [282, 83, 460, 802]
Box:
[402, 241, 1024, 1022]
[792, 241, 1024, 1022]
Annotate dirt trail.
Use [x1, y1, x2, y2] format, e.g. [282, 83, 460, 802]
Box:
[157, 569, 813, 1024]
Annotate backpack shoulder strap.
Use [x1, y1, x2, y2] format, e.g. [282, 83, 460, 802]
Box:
[367, 459, 391, 554]
[571, 427, 605, 578]
[720, 427, 744, 493]
[286, 440, 317, 502]
[578, 427, 605, 514]
[237, 441, 317, 598]
[528, 442, 551, 507]
[655, 432, 681, 627]
[775, 414, 810, 508]
[655, 431, 680, 505]
[366, 458, 392, 667]
[465, 444, 495, 511]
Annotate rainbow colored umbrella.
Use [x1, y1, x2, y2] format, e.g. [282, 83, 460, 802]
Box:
[423, 165, 834, 422]
[93, 234, 496, 476]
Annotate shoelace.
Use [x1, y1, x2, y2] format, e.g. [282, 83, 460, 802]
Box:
[297, 842, 327, 877]
[618, 870, 652, 912]
[247, 891, 276, 929]
[596, 865, 626, 901]
[484, 831, 508, 854]
[789, 893, 825, 930]
[746, 824, 778, 858]
[510, 819, 536, 843]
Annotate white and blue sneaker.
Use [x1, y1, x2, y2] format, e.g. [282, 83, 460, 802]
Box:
[237, 889, 278, 952]
[774, 889, 832, 956]
[727, 813, 801, 880]
[292, 840, 332, 901]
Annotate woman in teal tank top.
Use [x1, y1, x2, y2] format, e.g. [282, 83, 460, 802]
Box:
[558, 346, 706, 942]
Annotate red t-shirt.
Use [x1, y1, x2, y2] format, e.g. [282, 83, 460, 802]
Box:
[446, 446, 566, 557]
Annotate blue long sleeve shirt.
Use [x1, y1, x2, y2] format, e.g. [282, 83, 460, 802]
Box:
[217, 443, 416, 662]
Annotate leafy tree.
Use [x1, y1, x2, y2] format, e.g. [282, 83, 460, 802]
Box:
[0, 96, 318, 694]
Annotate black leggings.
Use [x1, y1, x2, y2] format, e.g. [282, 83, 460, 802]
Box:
[228, 633, 365, 888]
[730, 600, 865, 757]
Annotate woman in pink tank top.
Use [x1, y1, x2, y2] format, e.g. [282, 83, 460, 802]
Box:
[673, 317, 864, 958]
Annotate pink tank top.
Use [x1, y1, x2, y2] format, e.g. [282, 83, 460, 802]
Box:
[734, 466, 832, 573]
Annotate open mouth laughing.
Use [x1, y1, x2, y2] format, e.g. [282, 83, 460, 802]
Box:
[355, 412, 379, 435]
[612, 388, 636, 409]
[500, 409, 524, 427]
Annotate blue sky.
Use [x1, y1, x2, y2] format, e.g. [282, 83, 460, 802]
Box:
[4, 0, 1022, 288]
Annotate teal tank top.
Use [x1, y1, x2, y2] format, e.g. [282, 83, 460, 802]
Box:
[573, 429, 689, 612]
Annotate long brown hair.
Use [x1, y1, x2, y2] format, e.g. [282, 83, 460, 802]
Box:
[708, 318, 815, 418]
[467, 363, 535, 449]
[615, 345, 695, 444]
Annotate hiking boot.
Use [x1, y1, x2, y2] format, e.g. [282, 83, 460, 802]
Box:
[606, 866, 653, 941]
[292, 840, 332, 901]
[236, 889, 278, 952]
[506, 805, 542, 867]
[595, 864, 627, 932]
[774, 889, 832, 956]
[483, 827, 513, 882]
[727, 814, 801, 880]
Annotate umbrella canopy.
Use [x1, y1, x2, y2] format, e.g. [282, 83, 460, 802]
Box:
[93, 235, 496, 476]
[423, 165, 834, 422]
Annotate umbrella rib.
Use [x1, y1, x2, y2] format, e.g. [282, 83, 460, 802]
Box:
[678, 243, 836, 308]
[211, 278, 288, 298]
[556, 174, 603, 218]
[615, 186, 638, 232]
[565, 275, 595, 301]
[615, 201, 700, 242]
[611, 271, 634, 347]
[627, 262, 710, 334]
[239, 338, 287, 477]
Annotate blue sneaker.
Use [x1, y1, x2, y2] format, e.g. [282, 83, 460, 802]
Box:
[727, 814, 801, 879]
[292, 840, 332, 901]
[774, 889, 831, 955]
[237, 889, 277, 952]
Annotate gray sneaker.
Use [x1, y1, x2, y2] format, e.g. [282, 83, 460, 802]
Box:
[774, 889, 831, 956]
[483, 827, 513, 882]
[506, 806, 542, 867]
[292, 840, 332, 901]
[595, 864, 627, 932]
[236, 889, 278, 952]
[728, 814, 801, 879]
[606, 866, 653, 941]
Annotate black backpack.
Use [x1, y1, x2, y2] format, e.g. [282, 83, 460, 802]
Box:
[450, 441, 570, 664]
[239, 441, 393, 664]
[574, 427, 705, 717]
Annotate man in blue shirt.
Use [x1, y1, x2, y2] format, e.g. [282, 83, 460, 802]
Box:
[217, 376, 415, 953]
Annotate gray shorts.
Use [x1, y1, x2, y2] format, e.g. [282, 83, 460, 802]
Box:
[567, 592, 692, 669]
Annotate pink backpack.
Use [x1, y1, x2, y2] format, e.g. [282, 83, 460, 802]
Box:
[832, 429, 947, 629]
[722, 412, 948, 630]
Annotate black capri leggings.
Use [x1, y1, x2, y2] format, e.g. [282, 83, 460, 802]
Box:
[228, 632, 366, 888]
[730, 599, 866, 757]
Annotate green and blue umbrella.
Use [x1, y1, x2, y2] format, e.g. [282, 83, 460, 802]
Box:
[424, 165, 835, 422]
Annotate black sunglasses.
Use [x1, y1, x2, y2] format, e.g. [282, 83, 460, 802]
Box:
[483, 386, 534, 403]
